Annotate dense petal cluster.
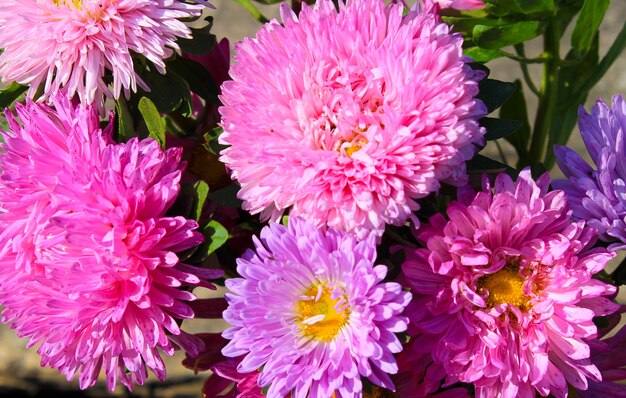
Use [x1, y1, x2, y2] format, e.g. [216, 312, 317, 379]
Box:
[0, 0, 210, 105]
[222, 217, 411, 398]
[219, 0, 486, 239]
[402, 169, 618, 398]
[554, 95, 626, 249]
[0, 96, 220, 390]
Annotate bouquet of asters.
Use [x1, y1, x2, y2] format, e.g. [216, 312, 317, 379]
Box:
[0, 0, 624, 397]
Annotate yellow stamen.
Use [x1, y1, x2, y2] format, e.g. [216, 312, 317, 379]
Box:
[294, 283, 350, 342]
[53, 0, 83, 8]
[478, 264, 530, 310]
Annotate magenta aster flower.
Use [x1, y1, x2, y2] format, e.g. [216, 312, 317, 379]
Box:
[0, 96, 222, 390]
[402, 169, 619, 398]
[219, 0, 486, 239]
[553, 95, 626, 249]
[221, 217, 412, 398]
[0, 0, 210, 105]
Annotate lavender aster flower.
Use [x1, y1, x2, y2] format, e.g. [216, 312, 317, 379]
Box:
[553, 94, 626, 248]
[222, 217, 411, 398]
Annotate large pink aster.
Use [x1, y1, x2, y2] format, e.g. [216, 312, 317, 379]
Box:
[222, 217, 411, 398]
[0, 0, 210, 105]
[0, 96, 222, 390]
[219, 0, 486, 239]
[402, 169, 619, 397]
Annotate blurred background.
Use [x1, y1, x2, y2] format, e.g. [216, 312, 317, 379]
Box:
[0, 1, 624, 397]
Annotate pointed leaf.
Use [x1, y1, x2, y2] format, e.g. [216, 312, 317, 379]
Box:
[191, 180, 210, 222]
[138, 97, 166, 149]
[481, 117, 523, 141]
[476, 79, 517, 114]
[473, 21, 543, 49]
[571, 0, 610, 55]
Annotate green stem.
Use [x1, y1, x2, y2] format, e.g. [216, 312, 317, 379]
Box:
[528, 20, 561, 166]
[233, 0, 269, 24]
[514, 44, 540, 96]
[501, 50, 549, 64]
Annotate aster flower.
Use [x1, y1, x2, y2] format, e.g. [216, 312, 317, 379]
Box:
[0, 95, 222, 390]
[402, 169, 619, 398]
[553, 94, 626, 249]
[221, 217, 412, 398]
[0, 0, 211, 105]
[219, 0, 486, 239]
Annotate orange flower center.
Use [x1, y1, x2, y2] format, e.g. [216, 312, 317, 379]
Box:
[294, 283, 350, 342]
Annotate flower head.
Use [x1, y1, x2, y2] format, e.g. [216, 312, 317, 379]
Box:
[0, 95, 222, 390]
[553, 95, 626, 249]
[222, 217, 411, 398]
[0, 0, 210, 105]
[219, 0, 486, 239]
[402, 169, 619, 398]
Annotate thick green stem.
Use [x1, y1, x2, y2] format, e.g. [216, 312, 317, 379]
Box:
[528, 21, 561, 166]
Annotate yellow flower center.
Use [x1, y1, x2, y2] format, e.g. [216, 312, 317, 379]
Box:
[53, 0, 83, 8]
[344, 137, 368, 156]
[478, 265, 530, 310]
[294, 283, 350, 342]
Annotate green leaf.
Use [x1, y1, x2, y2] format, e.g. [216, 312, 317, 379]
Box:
[138, 97, 166, 149]
[476, 79, 517, 114]
[464, 47, 506, 62]
[570, 0, 610, 55]
[191, 180, 210, 222]
[481, 117, 523, 141]
[203, 220, 229, 257]
[138, 68, 192, 116]
[473, 21, 543, 49]
[0, 83, 27, 108]
[500, 80, 531, 166]
[467, 154, 517, 177]
[115, 97, 135, 142]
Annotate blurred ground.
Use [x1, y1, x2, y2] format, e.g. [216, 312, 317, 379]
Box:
[0, 1, 625, 397]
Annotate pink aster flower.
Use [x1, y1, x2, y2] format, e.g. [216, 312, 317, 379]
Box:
[221, 217, 412, 398]
[0, 0, 211, 105]
[0, 95, 222, 390]
[219, 0, 486, 239]
[402, 169, 619, 398]
[553, 95, 626, 249]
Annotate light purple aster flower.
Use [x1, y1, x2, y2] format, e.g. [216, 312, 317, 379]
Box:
[553, 94, 626, 248]
[221, 217, 412, 398]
